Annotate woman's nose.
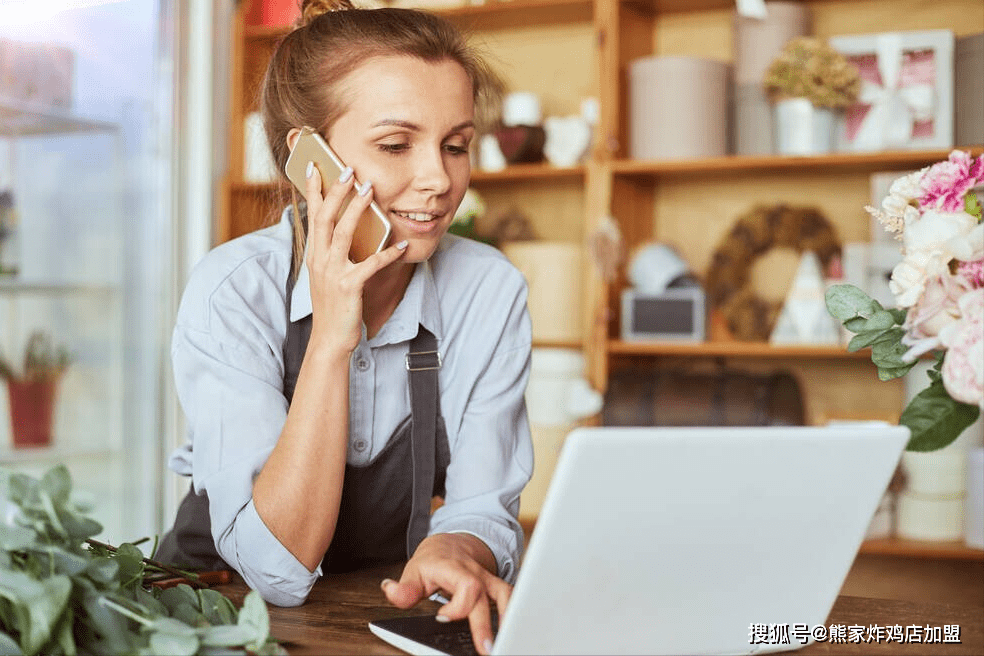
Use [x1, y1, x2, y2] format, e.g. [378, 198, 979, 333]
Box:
[412, 148, 452, 195]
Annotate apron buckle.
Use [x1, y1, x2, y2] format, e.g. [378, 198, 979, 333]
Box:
[406, 350, 442, 371]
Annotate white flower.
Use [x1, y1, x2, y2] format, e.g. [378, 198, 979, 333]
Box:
[867, 171, 925, 236]
[939, 289, 984, 409]
[889, 168, 927, 200]
[902, 209, 979, 258]
[890, 249, 950, 307]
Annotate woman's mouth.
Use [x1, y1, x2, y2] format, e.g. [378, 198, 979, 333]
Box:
[392, 210, 438, 223]
[390, 209, 444, 234]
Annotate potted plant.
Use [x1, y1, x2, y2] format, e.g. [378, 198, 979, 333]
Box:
[1, 331, 72, 448]
[763, 37, 861, 155]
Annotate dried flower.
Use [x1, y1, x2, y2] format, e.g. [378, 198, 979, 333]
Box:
[763, 37, 862, 109]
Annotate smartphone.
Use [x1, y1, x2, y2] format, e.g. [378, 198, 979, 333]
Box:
[285, 126, 392, 262]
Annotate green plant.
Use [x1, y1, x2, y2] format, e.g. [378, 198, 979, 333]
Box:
[0, 464, 284, 655]
[0, 331, 72, 383]
[763, 37, 861, 109]
[826, 285, 980, 452]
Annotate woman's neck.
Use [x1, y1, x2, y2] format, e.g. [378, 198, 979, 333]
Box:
[363, 261, 416, 340]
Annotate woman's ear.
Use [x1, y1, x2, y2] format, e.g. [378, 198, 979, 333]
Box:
[286, 127, 302, 153]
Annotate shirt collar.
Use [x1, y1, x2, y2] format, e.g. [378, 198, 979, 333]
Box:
[289, 251, 443, 345]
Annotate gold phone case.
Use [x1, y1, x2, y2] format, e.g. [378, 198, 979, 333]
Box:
[285, 127, 392, 262]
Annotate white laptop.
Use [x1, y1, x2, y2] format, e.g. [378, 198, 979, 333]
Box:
[369, 424, 909, 655]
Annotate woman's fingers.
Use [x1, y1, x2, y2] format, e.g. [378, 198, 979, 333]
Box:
[433, 570, 505, 656]
[350, 241, 409, 284]
[306, 163, 355, 256]
[328, 178, 374, 262]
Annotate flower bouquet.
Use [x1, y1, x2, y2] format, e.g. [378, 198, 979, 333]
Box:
[826, 150, 983, 452]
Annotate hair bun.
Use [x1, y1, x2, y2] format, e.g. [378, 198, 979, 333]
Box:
[298, 0, 354, 27]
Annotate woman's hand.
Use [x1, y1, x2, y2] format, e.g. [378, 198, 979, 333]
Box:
[303, 162, 407, 354]
[381, 533, 510, 656]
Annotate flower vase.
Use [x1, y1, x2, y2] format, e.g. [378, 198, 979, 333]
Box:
[773, 97, 837, 156]
[6, 378, 59, 448]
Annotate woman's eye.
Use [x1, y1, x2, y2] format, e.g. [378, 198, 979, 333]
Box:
[378, 143, 410, 154]
[444, 143, 470, 155]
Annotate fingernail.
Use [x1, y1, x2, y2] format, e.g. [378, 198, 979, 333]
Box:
[435, 614, 450, 623]
[380, 578, 394, 590]
[357, 180, 372, 196]
[339, 166, 353, 183]
[483, 638, 494, 654]
[396, 240, 409, 250]
[305, 161, 314, 178]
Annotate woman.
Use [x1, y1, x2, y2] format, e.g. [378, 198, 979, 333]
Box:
[158, 2, 533, 653]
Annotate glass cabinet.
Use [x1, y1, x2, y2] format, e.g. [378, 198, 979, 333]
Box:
[0, 0, 176, 546]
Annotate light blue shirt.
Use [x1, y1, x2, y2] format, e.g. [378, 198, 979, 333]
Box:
[169, 209, 534, 606]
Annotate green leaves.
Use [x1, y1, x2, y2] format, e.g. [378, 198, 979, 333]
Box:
[1, 465, 282, 656]
[0, 571, 71, 656]
[825, 284, 917, 380]
[966, 190, 982, 221]
[901, 368, 982, 452]
[825, 288, 983, 451]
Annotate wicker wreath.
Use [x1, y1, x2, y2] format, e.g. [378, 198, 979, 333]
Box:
[705, 204, 841, 341]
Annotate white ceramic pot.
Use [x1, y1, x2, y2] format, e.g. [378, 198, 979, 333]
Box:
[773, 97, 836, 156]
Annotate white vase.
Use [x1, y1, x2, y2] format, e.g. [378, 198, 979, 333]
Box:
[773, 97, 837, 156]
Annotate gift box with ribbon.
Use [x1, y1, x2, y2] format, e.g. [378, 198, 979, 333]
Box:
[830, 30, 954, 152]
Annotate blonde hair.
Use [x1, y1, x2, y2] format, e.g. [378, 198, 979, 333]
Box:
[261, 0, 502, 278]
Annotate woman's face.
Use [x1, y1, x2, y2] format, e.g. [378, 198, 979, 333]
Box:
[327, 55, 474, 263]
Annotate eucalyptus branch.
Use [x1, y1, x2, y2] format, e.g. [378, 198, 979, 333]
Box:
[85, 538, 205, 588]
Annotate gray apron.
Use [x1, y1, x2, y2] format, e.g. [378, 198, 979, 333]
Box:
[157, 261, 451, 573]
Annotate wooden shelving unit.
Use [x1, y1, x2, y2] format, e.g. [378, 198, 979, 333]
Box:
[608, 339, 874, 359]
[610, 147, 984, 179]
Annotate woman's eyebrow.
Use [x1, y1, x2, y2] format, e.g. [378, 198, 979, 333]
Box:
[370, 119, 475, 133]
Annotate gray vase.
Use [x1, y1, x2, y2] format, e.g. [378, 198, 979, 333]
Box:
[773, 97, 836, 156]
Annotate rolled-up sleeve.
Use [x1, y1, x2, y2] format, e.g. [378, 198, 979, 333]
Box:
[170, 254, 320, 606]
[429, 268, 534, 584]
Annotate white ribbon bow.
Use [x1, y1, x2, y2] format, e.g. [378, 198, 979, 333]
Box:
[852, 33, 936, 150]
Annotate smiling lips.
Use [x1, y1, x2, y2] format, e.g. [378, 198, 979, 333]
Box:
[391, 209, 444, 233]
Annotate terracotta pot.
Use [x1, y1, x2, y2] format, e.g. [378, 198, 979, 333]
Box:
[6, 378, 59, 448]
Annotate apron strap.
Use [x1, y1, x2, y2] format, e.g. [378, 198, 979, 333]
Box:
[406, 328, 441, 557]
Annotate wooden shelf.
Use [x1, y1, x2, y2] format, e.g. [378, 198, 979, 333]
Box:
[860, 538, 984, 561]
[471, 163, 584, 183]
[608, 339, 872, 359]
[533, 338, 583, 349]
[610, 147, 984, 180]
[439, 0, 593, 29]
[622, 0, 823, 15]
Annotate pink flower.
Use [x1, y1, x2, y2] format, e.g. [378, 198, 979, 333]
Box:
[919, 150, 984, 212]
[957, 259, 984, 288]
[939, 289, 984, 409]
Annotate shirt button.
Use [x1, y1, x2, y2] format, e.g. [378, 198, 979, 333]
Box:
[354, 439, 368, 452]
[355, 358, 369, 371]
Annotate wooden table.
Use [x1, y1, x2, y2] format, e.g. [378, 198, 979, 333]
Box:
[213, 564, 983, 655]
